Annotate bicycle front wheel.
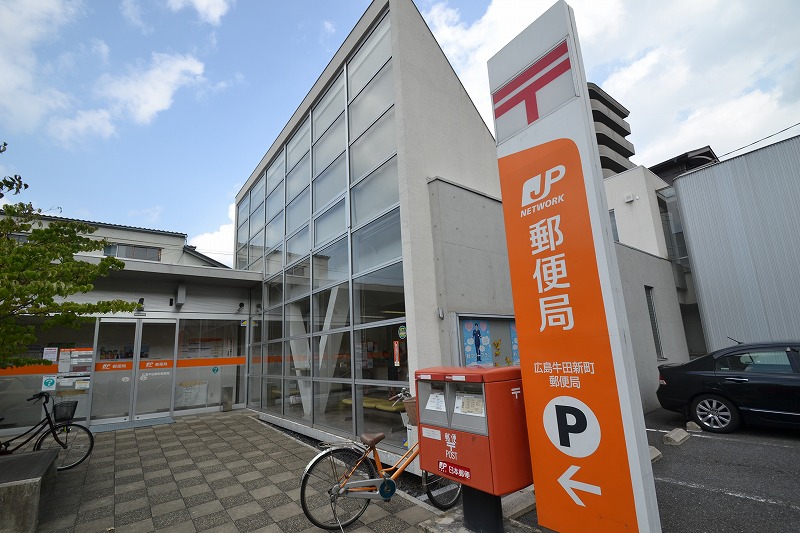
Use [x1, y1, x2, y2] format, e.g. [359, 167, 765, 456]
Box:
[300, 447, 377, 530]
[35, 423, 94, 470]
[423, 470, 462, 510]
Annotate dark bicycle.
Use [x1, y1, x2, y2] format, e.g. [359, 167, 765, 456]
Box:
[0, 391, 94, 470]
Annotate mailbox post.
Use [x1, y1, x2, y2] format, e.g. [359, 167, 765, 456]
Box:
[416, 366, 532, 532]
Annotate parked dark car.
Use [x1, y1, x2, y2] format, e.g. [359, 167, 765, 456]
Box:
[656, 342, 800, 433]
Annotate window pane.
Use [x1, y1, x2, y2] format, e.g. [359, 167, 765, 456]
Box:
[238, 197, 250, 223]
[313, 237, 349, 289]
[265, 245, 283, 276]
[313, 282, 350, 331]
[286, 226, 310, 265]
[354, 323, 407, 383]
[265, 310, 282, 343]
[314, 199, 346, 246]
[286, 188, 310, 235]
[287, 118, 310, 171]
[248, 229, 264, 263]
[286, 258, 311, 300]
[249, 345, 262, 376]
[264, 342, 282, 375]
[250, 201, 265, 234]
[352, 209, 401, 274]
[313, 74, 345, 142]
[348, 16, 391, 99]
[236, 247, 248, 269]
[267, 153, 285, 194]
[249, 256, 263, 273]
[266, 276, 284, 308]
[314, 334, 351, 379]
[313, 114, 345, 177]
[251, 174, 266, 210]
[351, 156, 398, 227]
[349, 61, 394, 140]
[286, 153, 310, 203]
[284, 378, 311, 422]
[237, 224, 248, 249]
[313, 381, 352, 433]
[265, 212, 284, 249]
[313, 153, 346, 213]
[285, 299, 311, 339]
[350, 107, 396, 182]
[353, 262, 405, 325]
[266, 181, 284, 222]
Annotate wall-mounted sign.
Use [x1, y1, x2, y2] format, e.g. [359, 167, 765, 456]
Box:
[398, 325, 407, 339]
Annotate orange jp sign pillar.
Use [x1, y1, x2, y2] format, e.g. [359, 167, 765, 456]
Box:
[488, 2, 660, 532]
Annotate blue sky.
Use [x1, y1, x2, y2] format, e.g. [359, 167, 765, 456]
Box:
[2, 0, 799, 266]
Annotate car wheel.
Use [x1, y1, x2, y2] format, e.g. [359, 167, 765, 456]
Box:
[690, 394, 740, 433]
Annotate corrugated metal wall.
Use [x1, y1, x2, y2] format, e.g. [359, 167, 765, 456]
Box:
[675, 136, 800, 350]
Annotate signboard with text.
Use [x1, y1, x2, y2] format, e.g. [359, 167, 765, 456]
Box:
[488, 2, 660, 532]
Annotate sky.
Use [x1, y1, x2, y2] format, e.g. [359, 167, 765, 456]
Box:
[1, 0, 799, 267]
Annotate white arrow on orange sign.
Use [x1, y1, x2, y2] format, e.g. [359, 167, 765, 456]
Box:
[558, 465, 601, 507]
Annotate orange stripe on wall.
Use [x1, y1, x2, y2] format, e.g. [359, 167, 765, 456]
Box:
[177, 357, 245, 368]
[0, 364, 59, 376]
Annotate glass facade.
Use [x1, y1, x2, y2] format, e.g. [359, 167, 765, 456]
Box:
[238, 14, 408, 447]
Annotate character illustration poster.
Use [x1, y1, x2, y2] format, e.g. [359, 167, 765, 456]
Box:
[510, 322, 520, 366]
[463, 320, 491, 367]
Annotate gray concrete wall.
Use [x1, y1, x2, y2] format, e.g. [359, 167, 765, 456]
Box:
[615, 243, 690, 411]
[389, 0, 501, 377]
[427, 179, 514, 363]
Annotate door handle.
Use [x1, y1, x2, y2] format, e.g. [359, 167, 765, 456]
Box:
[725, 377, 748, 383]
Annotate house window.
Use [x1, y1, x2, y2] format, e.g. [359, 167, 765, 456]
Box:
[104, 244, 162, 262]
[609, 209, 619, 242]
[645, 286, 664, 359]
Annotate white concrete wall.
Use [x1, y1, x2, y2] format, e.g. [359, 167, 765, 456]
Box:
[390, 0, 502, 378]
[604, 166, 670, 258]
[615, 243, 690, 411]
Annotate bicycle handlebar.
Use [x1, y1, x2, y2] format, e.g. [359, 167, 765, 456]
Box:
[388, 387, 412, 403]
[27, 391, 51, 403]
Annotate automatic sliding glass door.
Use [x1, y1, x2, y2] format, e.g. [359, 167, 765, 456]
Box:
[90, 319, 177, 423]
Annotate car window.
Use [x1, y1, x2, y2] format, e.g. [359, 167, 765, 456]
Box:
[717, 350, 794, 374]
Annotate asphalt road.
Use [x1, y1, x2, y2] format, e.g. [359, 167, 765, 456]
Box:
[645, 409, 800, 533]
[515, 409, 800, 532]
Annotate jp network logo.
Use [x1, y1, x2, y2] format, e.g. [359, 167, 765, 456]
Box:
[522, 165, 565, 206]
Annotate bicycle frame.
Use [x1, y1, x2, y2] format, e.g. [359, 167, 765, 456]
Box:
[336, 441, 421, 501]
[0, 402, 66, 454]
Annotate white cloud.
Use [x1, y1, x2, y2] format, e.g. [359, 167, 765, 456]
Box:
[189, 203, 235, 267]
[423, 0, 800, 166]
[323, 20, 335, 35]
[167, 0, 233, 26]
[90, 39, 110, 63]
[0, 0, 83, 133]
[120, 0, 152, 34]
[96, 53, 205, 124]
[47, 109, 115, 144]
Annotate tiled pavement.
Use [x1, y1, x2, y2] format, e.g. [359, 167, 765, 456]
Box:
[36, 410, 438, 533]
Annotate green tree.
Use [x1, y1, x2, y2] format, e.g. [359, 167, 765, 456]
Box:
[1, 143, 138, 368]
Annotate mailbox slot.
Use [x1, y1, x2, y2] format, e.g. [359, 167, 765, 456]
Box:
[450, 382, 487, 435]
[417, 376, 449, 428]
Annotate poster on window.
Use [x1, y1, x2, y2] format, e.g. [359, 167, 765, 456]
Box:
[510, 322, 520, 366]
[463, 320, 491, 367]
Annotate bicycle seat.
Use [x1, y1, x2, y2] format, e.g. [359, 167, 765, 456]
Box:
[359, 433, 386, 447]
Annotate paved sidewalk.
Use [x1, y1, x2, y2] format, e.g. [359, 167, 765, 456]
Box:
[36, 410, 439, 533]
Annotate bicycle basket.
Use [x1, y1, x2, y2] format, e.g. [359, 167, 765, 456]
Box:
[403, 397, 418, 426]
[53, 401, 78, 423]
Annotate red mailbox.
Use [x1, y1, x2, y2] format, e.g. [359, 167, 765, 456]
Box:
[415, 366, 532, 496]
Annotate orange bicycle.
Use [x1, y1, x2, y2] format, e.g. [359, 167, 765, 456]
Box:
[299, 388, 462, 530]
